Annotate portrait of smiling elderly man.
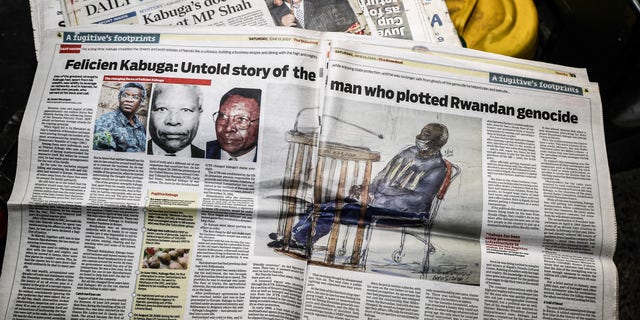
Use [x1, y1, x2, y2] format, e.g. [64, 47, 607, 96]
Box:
[206, 88, 261, 162]
[147, 84, 205, 158]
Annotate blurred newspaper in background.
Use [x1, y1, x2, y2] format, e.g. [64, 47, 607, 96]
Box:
[28, 0, 460, 57]
[29, 0, 65, 58]
[60, 0, 274, 27]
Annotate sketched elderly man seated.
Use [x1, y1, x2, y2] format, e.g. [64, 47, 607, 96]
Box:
[269, 123, 450, 249]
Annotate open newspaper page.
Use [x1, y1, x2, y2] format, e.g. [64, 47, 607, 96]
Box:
[0, 25, 617, 319]
[0, 25, 329, 320]
[284, 39, 616, 319]
[61, 0, 275, 27]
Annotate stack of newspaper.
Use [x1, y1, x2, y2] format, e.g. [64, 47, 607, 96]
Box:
[6, 1, 616, 320]
[29, 0, 460, 57]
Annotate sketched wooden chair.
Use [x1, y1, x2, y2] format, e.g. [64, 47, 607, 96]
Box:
[361, 159, 460, 276]
[274, 128, 381, 270]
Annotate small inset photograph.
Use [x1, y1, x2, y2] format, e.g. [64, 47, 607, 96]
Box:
[93, 82, 152, 152]
[206, 87, 262, 162]
[141, 247, 190, 270]
[266, 0, 365, 33]
[147, 84, 206, 158]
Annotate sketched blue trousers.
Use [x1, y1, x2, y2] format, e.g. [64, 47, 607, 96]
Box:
[291, 201, 427, 245]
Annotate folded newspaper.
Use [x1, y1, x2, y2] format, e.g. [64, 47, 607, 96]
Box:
[57, 0, 460, 43]
[0, 25, 616, 319]
[28, 0, 460, 51]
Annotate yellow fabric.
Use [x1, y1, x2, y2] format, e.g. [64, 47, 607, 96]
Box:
[446, 0, 538, 59]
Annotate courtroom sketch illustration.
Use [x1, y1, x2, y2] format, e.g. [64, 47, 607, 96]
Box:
[255, 90, 482, 285]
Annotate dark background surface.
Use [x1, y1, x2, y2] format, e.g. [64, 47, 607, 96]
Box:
[0, 0, 638, 318]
